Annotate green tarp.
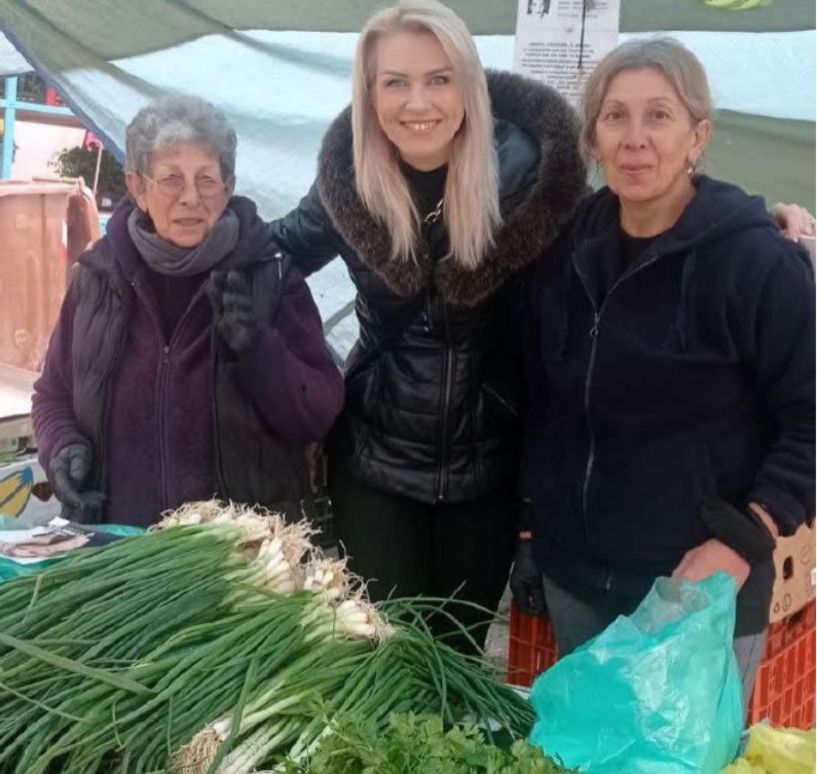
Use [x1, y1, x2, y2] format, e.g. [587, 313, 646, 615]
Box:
[706, 111, 815, 211]
[0, 0, 813, 59]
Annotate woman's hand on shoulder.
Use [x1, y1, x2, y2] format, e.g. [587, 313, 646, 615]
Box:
[771, 202, 815, 241]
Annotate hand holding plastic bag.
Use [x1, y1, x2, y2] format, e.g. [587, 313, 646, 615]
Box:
[530, 574, 743, 773]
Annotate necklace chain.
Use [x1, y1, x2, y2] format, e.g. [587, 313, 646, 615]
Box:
[424, 198, 444, 225]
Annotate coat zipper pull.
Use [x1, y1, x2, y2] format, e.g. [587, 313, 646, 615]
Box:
[589, 314, 600, 340]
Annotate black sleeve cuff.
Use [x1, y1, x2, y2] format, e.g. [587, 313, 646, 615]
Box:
[699, 496, 776, 565]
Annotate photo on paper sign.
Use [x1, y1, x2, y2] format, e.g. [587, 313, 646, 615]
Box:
[526, 0, 553, 16]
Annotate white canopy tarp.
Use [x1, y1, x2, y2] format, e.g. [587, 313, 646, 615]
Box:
[1, 12, 814, 357]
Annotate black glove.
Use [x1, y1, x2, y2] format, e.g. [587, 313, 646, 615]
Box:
[699, 496, 777, 565]
[48, 443, 105, 523]
[509, 537, 547, 616]
[208, 270, 261, 354]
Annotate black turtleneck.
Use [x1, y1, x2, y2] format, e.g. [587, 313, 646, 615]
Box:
[591, 227, 666, 305]
[400, 161, 447, 220]
[619, 228, 661, 268]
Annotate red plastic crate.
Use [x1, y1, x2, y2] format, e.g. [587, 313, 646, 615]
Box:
[507, 600, 559, 687]
[749, 627, 816, 729]
[508, 602, 816, 728]
[764, 602, 815, 659]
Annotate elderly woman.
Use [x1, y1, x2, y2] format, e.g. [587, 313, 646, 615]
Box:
[270, 0, 585, 647]
[512, 38, 815, 706]
[33, 95, 343, 527]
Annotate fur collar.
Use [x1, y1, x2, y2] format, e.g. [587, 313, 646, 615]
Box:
[316, 70, 586, 307]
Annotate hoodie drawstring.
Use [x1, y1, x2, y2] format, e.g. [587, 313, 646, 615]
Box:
[666, 247, 697, 353]
[552, 257, 574, 362]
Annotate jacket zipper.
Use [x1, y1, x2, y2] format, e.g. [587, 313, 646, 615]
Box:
[437, 302, 455, 501]
[423, 207, 453, 502]
[157, 344, 171, 508]
[211, 332, 224, 497]
[135, 279, 210, 511]
[162, 283, 212, 509]
[574, 251, 662, 555]
[581, 311, 600, 525]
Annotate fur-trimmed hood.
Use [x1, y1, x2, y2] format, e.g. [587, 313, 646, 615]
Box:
[316, 69, 586, 307]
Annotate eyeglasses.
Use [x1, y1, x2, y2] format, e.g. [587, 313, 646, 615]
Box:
[144, 174, 226, 200]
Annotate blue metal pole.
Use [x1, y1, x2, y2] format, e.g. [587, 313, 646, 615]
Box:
[1, 76, 18, 179]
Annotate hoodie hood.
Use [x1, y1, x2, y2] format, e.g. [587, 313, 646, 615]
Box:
[556, 176, 800, 363]
[574, 175, 779, 259]
[316, 69, 587, 307]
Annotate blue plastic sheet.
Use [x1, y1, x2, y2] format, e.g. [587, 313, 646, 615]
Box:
[530, 574, 743, 773]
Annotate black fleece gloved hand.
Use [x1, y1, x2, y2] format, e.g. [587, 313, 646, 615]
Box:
[48, 443, 105, 523]
[509, 538, 547, 616]
[208, 270, 261, 354]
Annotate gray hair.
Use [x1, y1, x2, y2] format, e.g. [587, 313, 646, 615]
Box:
[580, 37, 714, 162]
[125, 94, 237, 180]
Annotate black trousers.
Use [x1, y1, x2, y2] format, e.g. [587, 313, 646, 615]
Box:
[328, 465, 517, 654]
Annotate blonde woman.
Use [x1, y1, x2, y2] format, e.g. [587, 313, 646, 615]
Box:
[270, 0, 585, 648]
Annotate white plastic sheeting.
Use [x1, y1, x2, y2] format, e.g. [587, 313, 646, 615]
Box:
[2, 28, 814, 356]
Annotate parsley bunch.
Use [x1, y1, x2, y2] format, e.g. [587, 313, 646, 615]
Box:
[283, 712, 574, 773]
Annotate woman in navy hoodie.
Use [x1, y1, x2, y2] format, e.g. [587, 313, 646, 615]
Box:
[32, 95, 343, 528]
[511, 38, 814, 706]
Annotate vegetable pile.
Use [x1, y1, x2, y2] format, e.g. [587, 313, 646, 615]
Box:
[0, 501, 546, 773]
[281, 712, 576, 773]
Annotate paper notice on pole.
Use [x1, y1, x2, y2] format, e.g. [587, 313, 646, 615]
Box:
[513, 0, 621, 108]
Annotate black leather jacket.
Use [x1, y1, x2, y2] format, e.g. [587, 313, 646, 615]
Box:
[270, 70, 586, 503]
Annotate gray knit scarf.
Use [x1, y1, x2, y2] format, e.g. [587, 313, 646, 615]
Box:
[127, 207, 240, 277]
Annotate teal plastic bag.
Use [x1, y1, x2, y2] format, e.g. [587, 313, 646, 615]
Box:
[0, 520, 144, 581]
[530, 573, 743, 773]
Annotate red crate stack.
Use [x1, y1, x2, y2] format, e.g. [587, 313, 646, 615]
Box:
[748, 605, 816, 729]
[764, 603, 815, 658]
[508, 601, 816, 728]
[507, 601, 559, 687]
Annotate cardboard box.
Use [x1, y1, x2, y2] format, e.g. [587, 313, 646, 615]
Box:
[769, 522, 816, 623]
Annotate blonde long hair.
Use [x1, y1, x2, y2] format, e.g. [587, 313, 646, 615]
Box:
[352, 0, 501, 269]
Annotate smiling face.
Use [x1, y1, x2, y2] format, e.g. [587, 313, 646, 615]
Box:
[372, 29, 465, 171]
[126, 143, 234, 248]
[593, 67, 711, 224]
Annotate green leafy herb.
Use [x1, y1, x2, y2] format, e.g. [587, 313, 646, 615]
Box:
[283, 712, 575, 774]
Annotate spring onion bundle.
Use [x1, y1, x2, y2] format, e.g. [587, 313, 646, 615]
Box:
[0, 501, 534, 773]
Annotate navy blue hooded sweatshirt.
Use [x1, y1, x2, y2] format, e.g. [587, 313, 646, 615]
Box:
[523, 176, 815, 635]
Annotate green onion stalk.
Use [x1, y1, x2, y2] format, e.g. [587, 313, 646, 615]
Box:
[0, 501, 534, 774]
